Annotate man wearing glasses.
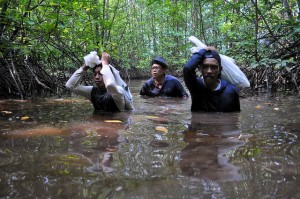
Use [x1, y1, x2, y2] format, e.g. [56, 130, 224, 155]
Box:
[184, 48, 240, 112]
[140, 57, 188, 99]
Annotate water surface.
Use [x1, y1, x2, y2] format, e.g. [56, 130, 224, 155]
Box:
[0, 79, 299, 198]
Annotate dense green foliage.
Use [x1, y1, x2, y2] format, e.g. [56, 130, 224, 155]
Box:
[0, 0, 299, 97]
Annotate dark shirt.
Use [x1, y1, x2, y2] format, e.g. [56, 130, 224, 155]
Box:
[140, 75, 189, 98]
[184, 50, 240, 112]
[91, 87, 119, 112]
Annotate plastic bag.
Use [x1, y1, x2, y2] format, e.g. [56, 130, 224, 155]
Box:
[188, 36, 250, 87]
[84, 51, 101, 68]
[109, 65, 135, 110]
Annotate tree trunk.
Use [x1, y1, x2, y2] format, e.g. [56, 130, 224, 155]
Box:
[282, 0, 293, 20]
[198, 1, 206, 44]
[296, 0, 300, 19]
[254, 0, 259, 61]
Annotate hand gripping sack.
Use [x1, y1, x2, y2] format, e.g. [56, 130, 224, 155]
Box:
[189, 36, 250, 87]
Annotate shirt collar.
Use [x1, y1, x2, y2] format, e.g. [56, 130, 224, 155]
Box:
[201, 78, 221, 91]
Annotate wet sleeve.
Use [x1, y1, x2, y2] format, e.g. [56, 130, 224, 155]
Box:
[140, 83, 148, 95]
[140, 81, 158, 97]
[101, 65, 125, 111]
[183, 49, 206, 94]
[175, 80, 189, 98]
[65, 67, 93, 100]
[226, 86, 241, 112]
[234, 90, 241, 112]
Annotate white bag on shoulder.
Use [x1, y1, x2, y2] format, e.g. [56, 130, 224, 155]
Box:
[189, 36, 250, 87]
[109, 65, 135, 111]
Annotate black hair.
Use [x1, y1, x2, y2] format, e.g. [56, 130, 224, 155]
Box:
[92, 64, 103, 72]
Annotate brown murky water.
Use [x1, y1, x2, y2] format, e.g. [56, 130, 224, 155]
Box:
[0, 79, 299, 198]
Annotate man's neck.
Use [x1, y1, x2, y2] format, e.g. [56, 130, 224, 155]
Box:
[203, 79, 221, 91]
[154, 75, 165, 84]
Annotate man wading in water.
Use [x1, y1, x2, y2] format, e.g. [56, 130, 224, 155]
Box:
[66, 52, 134, 112]
[140, 57, 189, 99]
[184, 48, 240, 112]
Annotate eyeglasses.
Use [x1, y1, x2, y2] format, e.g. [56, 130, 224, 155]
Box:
[151, 66, 163, 70]
[201, 64, 219, 71]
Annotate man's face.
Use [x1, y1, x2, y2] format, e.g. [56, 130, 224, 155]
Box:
[151, 64, 165, 79]
[201, 58, 221, 86]
[93, 66, 105, 88]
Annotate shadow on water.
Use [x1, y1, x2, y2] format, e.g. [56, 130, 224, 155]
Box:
[0, 80, 299, 198]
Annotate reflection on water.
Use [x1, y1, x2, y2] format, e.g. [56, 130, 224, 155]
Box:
[0, 80, 299, 198]
[180, 113, 244, 181]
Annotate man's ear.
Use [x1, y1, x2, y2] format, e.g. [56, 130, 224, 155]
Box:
[219, 66, 223, 71]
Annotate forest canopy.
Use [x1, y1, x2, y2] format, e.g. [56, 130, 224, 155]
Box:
[0, 0, 299, 98]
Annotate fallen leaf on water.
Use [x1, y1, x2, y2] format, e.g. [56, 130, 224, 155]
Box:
[106, 147, 118, 152]
[146, 116, 159, 119]
[1, 111, 12, 115]
[21, 116, 30, 121]
[12, 100, 29, 103]
[264, 102, 272, 105]
[1, 129, 11, 131]
[104, 120, 122, 123]
[155, 126, 168, 133]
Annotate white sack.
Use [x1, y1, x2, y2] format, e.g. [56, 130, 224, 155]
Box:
[188, 36, 250, 87]
[109, 65, 135, 110]
[84, 51, 101, 68]
[83, 51, 134, 110]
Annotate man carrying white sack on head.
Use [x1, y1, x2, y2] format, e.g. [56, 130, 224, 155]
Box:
[184, 47, 241, 112]
[66, 51, 134, 112]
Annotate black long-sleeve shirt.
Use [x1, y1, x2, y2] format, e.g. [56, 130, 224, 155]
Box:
[184, 50, 240, 112]
[140, 75, 188, 98]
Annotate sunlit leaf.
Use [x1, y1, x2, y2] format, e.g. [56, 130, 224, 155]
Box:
[146, 116, 159, 119]
[274, 108, 279, 111]
[106, 147, 118, 152]
[21, 116, 30, 120]
[65, 155, 80, 160]
[155, 126, 168, 133]
[104, 120, 122, 123]
[255, 106, 261, 109]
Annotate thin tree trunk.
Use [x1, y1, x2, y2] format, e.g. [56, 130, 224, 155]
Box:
[296, 0, 300, 18]
[250, 0, 287, 52]
[282, 0, 293, 20]
[254, 0, 259, 61]
[199, 1, 206, 43]
[151, 13, 156, 53]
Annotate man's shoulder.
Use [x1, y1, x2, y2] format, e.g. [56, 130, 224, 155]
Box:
[165, 75, 180, 81]
[220, 79, 239, 92]
[144, 78, 154, 84]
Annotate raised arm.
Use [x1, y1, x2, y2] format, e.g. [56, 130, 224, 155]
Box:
[100, 52, 127, 111]
[65, 64, 93, 100]
[183, 49, 206, 93]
